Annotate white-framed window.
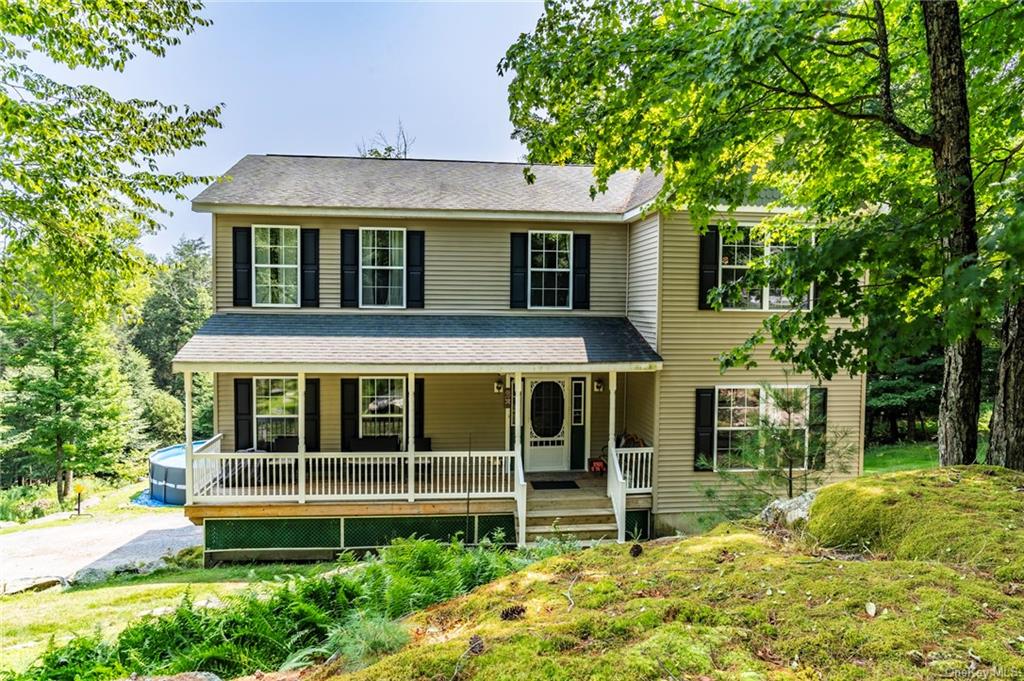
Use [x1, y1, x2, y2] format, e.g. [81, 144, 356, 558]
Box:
[528, 230, 572, 309]
[571, 378, 585, 426]
[719, 229, 811, 311]
[254, 377, 299, 452]
[359, 227, 406, 308]
[253, 225, 301, 307]
[714, 385, 809, 471]
[359, 376, 406, 445]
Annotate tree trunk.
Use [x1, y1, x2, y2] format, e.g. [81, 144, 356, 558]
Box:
[888, 412, 900, 442]
[55, 431, 66, 504]
[921, 0, 982, 466]
[990, 297, 1024, 468]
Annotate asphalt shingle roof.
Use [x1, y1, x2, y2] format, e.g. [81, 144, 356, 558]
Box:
[173, 314, 661, 367]
[192, 155, 664, 215]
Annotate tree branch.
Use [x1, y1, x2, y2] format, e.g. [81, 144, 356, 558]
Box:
[872, 0, 937, 149]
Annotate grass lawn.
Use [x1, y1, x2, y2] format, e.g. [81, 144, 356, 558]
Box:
[0, 563, 333, 673]
[864, 438, 989, 474]
[864, 441, 940, 473]
[0, 481, 175, 536]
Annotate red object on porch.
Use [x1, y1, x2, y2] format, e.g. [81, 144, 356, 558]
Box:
[590, 459, 607, 474]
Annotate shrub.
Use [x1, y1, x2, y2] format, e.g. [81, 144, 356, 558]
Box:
[0, 485, 57, 523]
[142, 390, 184, 448]
[10, 536, 574, 681]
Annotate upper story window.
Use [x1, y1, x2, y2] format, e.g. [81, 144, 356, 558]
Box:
[254, 377, 299, 452]
[719, 230, 810, 311]
[360, 227, 406, 308]
[529, 230, 572, 309]
[253, 225, 300, 307]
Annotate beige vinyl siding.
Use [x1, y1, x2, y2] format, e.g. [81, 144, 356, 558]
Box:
[214, 222, 233, 311]
[653, 211, 865, 516]
[213, 215, 626, 314]
[626, 214, 659, 347]
[216, 372, 507, 453]
[623, 371, 657, 447]
[421, 374, 506, 451]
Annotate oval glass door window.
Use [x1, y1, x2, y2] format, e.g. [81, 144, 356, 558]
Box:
[530, 381, 565, 438]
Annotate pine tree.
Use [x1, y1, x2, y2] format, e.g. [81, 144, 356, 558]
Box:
[1, 304, 132, 503]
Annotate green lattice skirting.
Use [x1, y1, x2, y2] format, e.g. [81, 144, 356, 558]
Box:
[205, 514, 517, 554]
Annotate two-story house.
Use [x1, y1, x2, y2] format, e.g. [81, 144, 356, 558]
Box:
[173, 155, 865, 563]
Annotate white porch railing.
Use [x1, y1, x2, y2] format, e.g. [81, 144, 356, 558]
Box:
[617, 447, 654, 493]
[514, 451, 527, 547]
[191, 446, 518, 505]
[607, 447, 627, 543]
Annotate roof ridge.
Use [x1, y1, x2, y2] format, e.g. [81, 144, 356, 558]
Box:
[261, 153, 601, 169]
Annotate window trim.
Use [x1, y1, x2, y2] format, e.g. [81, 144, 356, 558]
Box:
[252, 376, 300, 449]
[717, 231, 813, 312]
[358, 226, 407, 309]
[357, 376, 407, 445]
[571, 378, 586, 426]
[713, 384, 810, 472]
[252, 224, 302, 308]
[527, 229, 573, 310]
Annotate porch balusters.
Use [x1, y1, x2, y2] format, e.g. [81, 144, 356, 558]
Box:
[298, 371, 306, 503]
[407, 372, 416, 502]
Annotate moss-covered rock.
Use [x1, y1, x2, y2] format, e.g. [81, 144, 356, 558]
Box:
[808, 466, 1024, 578]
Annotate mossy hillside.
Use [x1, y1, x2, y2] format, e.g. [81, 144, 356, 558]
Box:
[333, 526, 1024, 680]
[809, 466, 1024, 580]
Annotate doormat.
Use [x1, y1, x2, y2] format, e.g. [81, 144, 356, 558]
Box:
[531, 480, 579, 490]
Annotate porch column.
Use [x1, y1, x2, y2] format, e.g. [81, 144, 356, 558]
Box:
[184, 370, 193, 505]
[608, 371, 617, 469]
[407, 372, 416, 502]
[297, 371, 306, 503]
[513, 372, 523, 457]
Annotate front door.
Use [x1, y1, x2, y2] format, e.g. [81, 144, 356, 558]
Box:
[525, 378, 570, 471]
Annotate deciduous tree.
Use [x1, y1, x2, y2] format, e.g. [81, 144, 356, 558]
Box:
[0, 1, 221, 316]
[500, 0, 1024, 466]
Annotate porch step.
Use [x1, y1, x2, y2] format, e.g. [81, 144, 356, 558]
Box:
[525, 521, 618, 542]
[526, 495, 614, 512]
[526, 508, 616, 524]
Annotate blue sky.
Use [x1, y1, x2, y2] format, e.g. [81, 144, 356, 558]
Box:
[48, 2, 545, 256]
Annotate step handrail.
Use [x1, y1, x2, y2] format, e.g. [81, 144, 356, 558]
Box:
[607, 448, 627, 543]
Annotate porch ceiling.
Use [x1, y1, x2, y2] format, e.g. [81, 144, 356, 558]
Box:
[172, 313, 661, 373]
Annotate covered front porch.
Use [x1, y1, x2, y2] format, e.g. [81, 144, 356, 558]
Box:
[173, 314, 661, 548]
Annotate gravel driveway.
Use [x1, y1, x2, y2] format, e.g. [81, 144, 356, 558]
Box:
[0, 513, 201, 590]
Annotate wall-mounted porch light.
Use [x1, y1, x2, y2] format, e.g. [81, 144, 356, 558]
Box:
[593, 379, 604, 393]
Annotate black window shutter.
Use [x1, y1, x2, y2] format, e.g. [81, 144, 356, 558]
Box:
[809, 387, 828, 470]
[694, 388, 715, 471]
[304, 378, 320, 452]
[232, 227, 252, 307]
[698, 225, 720, 310]
[341, 229, 359, 308]
[510, 232, 528, 309]
[572, 233, 591, 310]
[300, 228, 319, 307]
[415, 377, 425, 439]
[407, 230, 425, 308]
[233, 378, 254, 451]
[341, 378, 358, 451]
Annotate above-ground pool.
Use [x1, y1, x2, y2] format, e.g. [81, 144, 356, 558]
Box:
[149, 441, 205, 505]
